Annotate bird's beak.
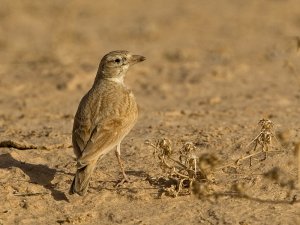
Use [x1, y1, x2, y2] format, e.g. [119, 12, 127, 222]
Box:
[130, 55, 146, 65]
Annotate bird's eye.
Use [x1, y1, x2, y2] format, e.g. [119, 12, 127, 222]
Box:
[115, 58, 121, 63]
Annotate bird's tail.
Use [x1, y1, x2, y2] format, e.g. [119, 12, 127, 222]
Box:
[69, 161, 97, 196]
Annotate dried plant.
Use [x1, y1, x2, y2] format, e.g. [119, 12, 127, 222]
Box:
[214, 119, 281, 170]
[252, 119, 275, 151]
[146, 119, 297, 202]
[236, 118, 283, 166]
[145, 139, 214, 197]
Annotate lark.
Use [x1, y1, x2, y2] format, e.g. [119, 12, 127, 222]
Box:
[69, 50, 145, 196]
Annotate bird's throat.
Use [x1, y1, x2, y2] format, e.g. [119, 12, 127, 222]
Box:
[105, 77, 124, 84]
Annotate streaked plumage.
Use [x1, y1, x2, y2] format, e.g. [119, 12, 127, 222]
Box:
[69, 50, 145, 196]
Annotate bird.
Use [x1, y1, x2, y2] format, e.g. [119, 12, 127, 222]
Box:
[69, 50, 145, 196]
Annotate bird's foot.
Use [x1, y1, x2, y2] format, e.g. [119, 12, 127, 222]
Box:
[115, 175, 131, 187]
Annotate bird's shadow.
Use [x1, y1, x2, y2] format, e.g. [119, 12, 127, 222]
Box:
[0, 153, 68, 201]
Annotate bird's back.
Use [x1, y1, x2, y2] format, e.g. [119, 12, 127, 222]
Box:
[72, 80, 138, 159]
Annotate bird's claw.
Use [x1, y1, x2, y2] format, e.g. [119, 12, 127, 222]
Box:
[116, 175, 131, 187]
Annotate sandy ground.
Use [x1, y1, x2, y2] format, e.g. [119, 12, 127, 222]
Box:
[0, 0, 300, 224]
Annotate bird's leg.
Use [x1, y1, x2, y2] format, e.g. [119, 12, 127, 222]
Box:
[115, 143, 130, 186]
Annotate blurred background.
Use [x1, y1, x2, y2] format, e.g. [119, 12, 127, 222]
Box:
[1, 0, 299, 63]
[0, 1, 300, 224]
[0, 0, 300, 146]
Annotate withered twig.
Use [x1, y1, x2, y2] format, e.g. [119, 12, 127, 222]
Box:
[13, 192, 48, 196]
[171, 168, 190, 179]
[0, 140, 38, 150]
[0, 140, 72, 150]
[168, 156, 189, 169]
[214, 150, 284, 171]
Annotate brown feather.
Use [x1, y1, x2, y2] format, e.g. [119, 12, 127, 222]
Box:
[69, 51, 143, 195]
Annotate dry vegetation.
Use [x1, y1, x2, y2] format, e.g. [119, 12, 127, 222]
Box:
[146, 119, 299, 202]
[0, 0, 300, 224]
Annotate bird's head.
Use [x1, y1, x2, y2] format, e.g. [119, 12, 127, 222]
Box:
[96, 50, 146, 83]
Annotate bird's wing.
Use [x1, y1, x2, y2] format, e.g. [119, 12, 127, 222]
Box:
[78, 115, 131, 165]
[72, 83, 137, 165]
[72, 113, 92, 156]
